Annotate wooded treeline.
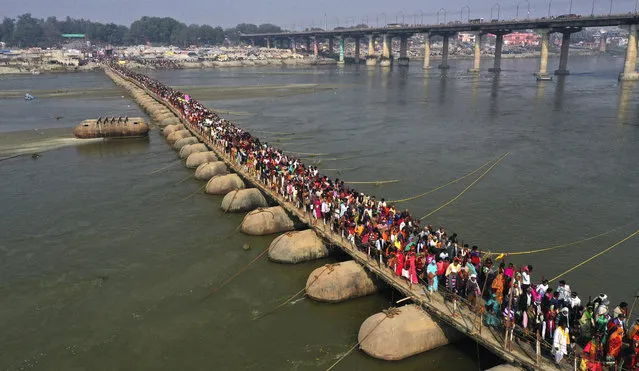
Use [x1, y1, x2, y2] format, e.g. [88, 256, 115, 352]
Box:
[0, 14, 282, 48]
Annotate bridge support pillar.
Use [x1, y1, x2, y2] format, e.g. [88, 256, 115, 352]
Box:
[290, 37, 296, 52]
[554, 32, 571, 76]
[620, 25, 639, 81]
[468, 33, 482, 73]
[439, 34, 450, 69]
[313, 38, 319, 56]
[366, 34, 377, 66]
[328, 37, 334, 54]
[535, 30, 551, 80]
[338, 37, 345, 64]
[380, 34, 391, 67]
[398, 35, 409, 66]
[423, 33, 431, 69]
[266, 37, 271, 49]
[305, 38, 311, 53]
[489, 33, 504, 73]
[354, 38, 361, 64]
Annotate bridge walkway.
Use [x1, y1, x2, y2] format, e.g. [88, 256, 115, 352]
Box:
[111, 68, 570, 371]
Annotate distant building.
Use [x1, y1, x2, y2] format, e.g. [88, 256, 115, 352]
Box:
[458, 32, 476, 43]
[503, 32, 540, 46]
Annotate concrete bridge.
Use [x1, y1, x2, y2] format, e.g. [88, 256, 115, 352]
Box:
[240, 14, 639, 81]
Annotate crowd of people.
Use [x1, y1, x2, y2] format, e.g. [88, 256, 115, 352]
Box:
[110, 62, 639, 370]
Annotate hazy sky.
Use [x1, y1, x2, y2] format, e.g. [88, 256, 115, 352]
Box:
[3, 0, 638, 29]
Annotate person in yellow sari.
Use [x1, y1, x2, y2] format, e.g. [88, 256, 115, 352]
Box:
[491, 267, 505, 305]
[606, 326, 624, 363]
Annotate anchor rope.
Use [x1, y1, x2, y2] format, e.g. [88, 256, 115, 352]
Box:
[343, 180, 399, 185]
[420, 152, 509, 221]
[386, 155, 499, 204]
[485, 220, 636, 258]
[147, 159, 181, 175]
[325, 309, 394, 371]
[200, 247, 270, 302]
[548, 229, 639, 283]
[180, 184, 207, 201]
[253, 264, 334, 321]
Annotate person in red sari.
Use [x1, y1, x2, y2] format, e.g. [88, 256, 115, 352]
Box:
[395, 249, 405, 277]
[580, 336, 603, 371]
[406, 247, 418, 286]
[631, 328, 639, 371]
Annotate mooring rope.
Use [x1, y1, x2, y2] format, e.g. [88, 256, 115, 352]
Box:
[223, 189, 241, 212]
[200, 247, 270, 302]
[486, 220, 636, 259]
[147, 159, 181, 175]
[325, 308, 398, 371]
[283, 151, 330, 156]
[420, 152, 510, 221]
[548, 229, 639, 283]
[386, 156, 498, 204]
[174, 174, 194, 185]
[180, 184, 207, 201]
[321, 166, 362, 172]
[343, 180, 400, 185]
[253, 264, 334, 321]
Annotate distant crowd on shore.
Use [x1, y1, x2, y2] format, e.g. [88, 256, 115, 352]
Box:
[110, 62, 639, 370]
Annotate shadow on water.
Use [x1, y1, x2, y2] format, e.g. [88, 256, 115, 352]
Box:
[438, 69, 449, 105]
[489, 73, 500, 118]
[75, 137, 151, 157]
[553, 75, 567, 112]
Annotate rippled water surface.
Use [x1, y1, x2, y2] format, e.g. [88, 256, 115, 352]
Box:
[1, 56, 639, 371]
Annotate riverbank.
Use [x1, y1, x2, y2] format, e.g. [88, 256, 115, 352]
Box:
[0, 49, 612, 75]
[0, 62, 102, 76]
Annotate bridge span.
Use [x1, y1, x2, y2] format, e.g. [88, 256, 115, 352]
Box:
[240, 14, 639, 81]
[109, 66, 578, 370]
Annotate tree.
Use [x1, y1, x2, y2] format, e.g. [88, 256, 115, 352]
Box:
[0, 17, 15, 45]
[13, 13, 43, 47]
[257, 23, 282, 33]
[198, 25, 224, 45]
[235, 23, 259, 35]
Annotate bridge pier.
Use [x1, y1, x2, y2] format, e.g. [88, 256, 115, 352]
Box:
[328, 37, 334, 54]
[354, 37, 361, 64]
[489, 33, 504, 73]
[290, 37, 296, 52]
[366, 34, 377, 66]
[619, 24, 639, 81]
[535, 30, 552, 80]
[380, 34, 391, 67]
[398, 35, 410, 66]
[555, 30, 580, 76]
[423, 33, 431, 69]
[305, 38, 311, 53]
[313, 37, 319, 56]
[468, 33, 483, 73]
[338, 37, 345, 64]
[266, 37, 271, 49]
[439, 34, 451, 69]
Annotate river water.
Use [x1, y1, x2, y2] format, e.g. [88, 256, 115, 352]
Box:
[1, 56, 638, 371]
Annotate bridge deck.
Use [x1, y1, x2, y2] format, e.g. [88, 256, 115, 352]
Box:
[112, 68, 570, 371]
[239, 14, 639, 39]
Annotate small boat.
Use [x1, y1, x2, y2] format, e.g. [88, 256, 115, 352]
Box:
[24, 93, 35, 100]
[73, 116, 149, 139]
